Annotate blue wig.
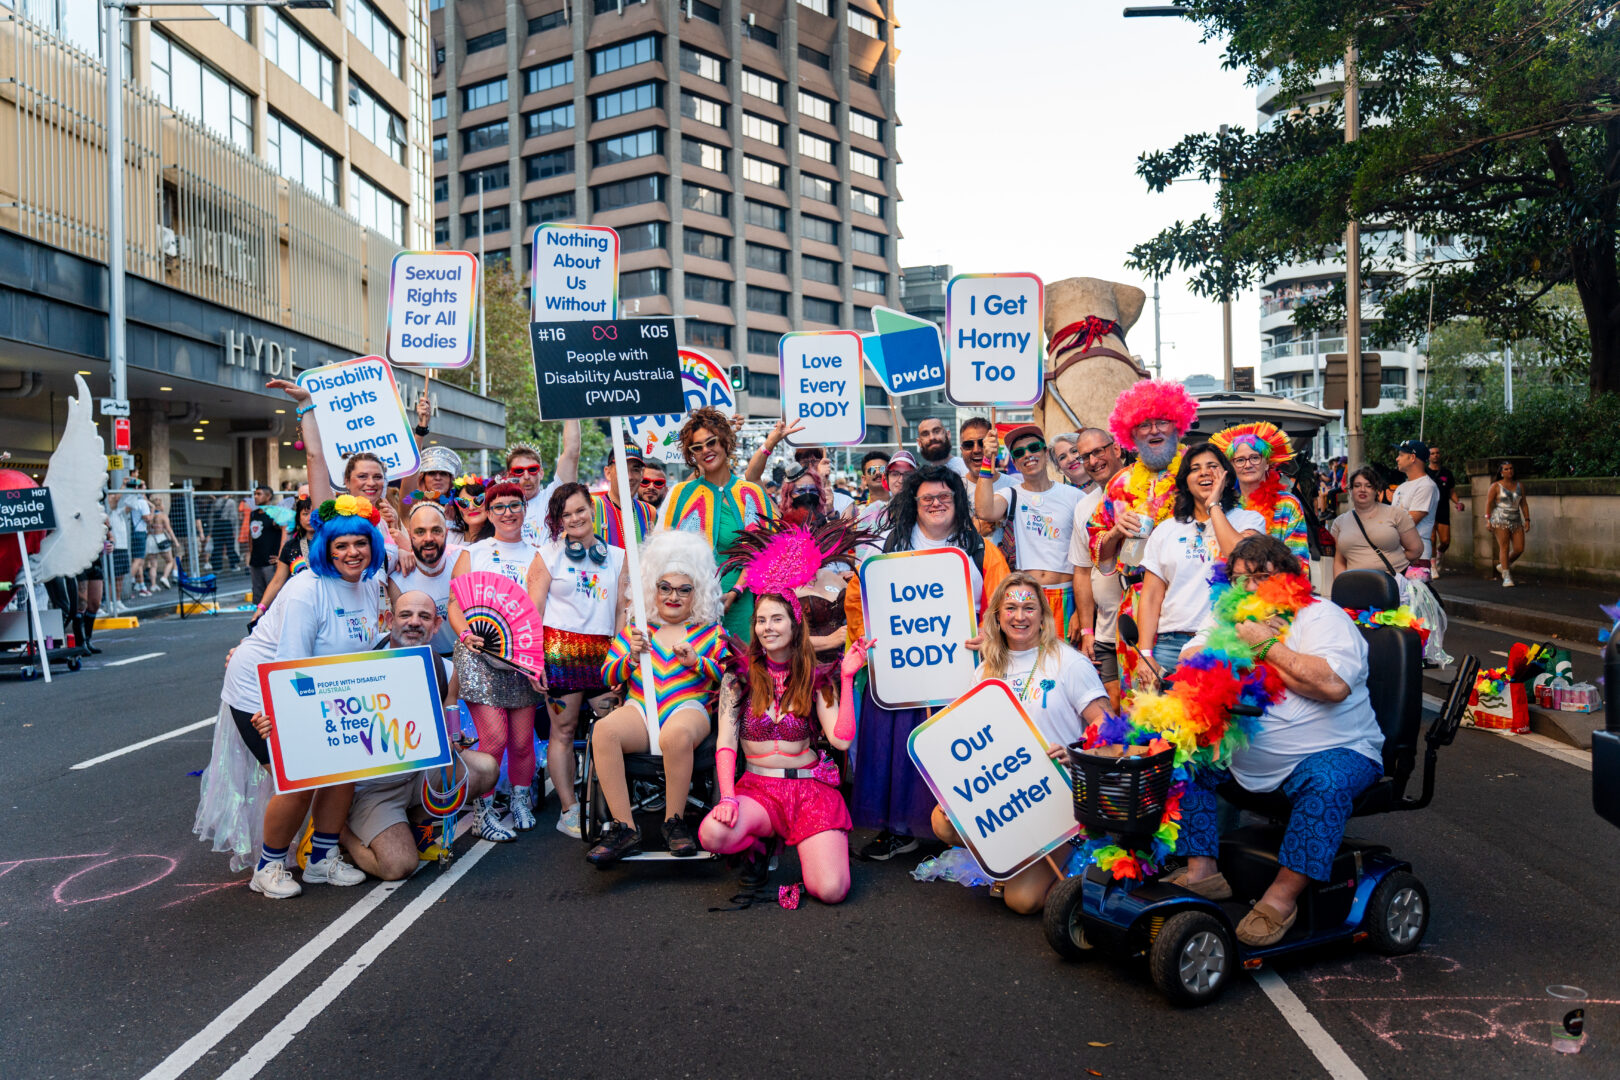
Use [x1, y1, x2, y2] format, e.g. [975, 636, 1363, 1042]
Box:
[308, 513, 386, 580]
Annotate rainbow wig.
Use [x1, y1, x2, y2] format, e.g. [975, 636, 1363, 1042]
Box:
[1107, 380, 1199, 451]
[1211, 421, 1293, 465]
[308, 512, 387, 581]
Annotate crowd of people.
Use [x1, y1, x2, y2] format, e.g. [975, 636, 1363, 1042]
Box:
[185, 376, 1455, 941]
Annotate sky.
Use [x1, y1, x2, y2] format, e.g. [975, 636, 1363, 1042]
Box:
[891, 0, 1263, 384]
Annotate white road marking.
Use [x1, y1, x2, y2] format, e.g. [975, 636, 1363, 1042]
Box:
[69, 716, 216, 770]
[216, 840, 496, 1080]
[1255, 969, 1370, 1080]
[102, 651, 166, 667]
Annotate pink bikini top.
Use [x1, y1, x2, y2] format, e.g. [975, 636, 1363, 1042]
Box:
[741, 660, 818, 743]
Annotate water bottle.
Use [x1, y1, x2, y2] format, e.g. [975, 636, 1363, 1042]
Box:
[1118, 515, 1153, 567]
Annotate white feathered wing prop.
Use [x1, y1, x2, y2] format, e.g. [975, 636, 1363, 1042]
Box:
[33, 375, 108, 580]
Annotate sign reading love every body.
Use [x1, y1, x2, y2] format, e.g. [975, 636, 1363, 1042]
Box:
[779, 330, 865, 447]
[859, 548, 978, 709]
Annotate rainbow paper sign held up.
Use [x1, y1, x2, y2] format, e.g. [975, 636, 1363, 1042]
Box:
[296, 355, 420, 486]
[621, 348, 737, 464]
[257, 646, 452, 794]
[859, 548, 978, 708]
[385, 250, 479, 368]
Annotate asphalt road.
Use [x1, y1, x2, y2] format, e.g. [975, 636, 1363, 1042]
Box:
[2, 612, 1616, 1079]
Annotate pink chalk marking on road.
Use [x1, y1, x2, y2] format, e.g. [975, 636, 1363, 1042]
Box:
[161, 878, 252, 909]
[0, 851, 112, 879]
[51, 855, 178, 906]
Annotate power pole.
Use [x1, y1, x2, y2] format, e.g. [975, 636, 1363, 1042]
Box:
[1343, 41, 1366, 470]
[1153, 277, 1163, 379]
[104, 0, 128, 492]
[1218, 124, 1233, 389]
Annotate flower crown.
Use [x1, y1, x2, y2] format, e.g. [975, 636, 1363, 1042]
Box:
[1211, 421, 1293, 465]
[314, 494, 383, 526]
[452, 473, 491, 491]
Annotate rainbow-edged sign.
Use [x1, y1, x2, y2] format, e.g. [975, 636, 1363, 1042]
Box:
[296, 355, 420, 486]
[385, 250, 479, 368]
[257, 646, 452, 794]
[622, 348, 737, 464]
[780, 329, 866, 447]
[945, 272, 1044, 407]
[531, 222, 620, 321]
[859, 547, 978, 708]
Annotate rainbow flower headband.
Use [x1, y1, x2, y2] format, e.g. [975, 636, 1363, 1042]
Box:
[1211, 421, 1293, 464]
[314, 494, 382, 527]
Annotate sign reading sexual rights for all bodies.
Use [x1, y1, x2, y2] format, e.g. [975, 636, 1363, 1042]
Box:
[297, 356, 420, 486]
[859, 548, 978, 709]
[779, 330, 866, 448]
[945, 273, 1045, 407]
[385, 251, 478, 368]
[257, 646, 453, 794]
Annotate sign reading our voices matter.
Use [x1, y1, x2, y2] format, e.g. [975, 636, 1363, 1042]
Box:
[531, 223, 620, 321]
[257, 646, 453, 794]
[385, 250, 478, 368]
[945, 273, 1045, 407]
[779, 330, 865, 447]
[859, 548, 978, 709]
[296, 356, 420, 486]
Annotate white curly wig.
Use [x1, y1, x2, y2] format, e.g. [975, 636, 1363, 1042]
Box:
[639, 529, 725, 627]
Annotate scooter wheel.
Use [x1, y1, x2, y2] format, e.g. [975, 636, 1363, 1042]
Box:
[1042, 874, 1092, 960]
[1365, 870, 1429, 955]
[1150, 910, 1233, 1006]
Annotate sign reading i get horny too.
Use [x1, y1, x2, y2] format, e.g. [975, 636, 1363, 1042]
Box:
[779, 330, 866, 447]
[297, 356, 420, 486]
[859, 548, 978, 709]
[385, 250, 479, 368]
[531, 223, 620, 320]
[945, 273, 1045, 407]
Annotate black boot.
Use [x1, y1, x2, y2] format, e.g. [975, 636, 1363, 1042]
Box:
[78, 613, 100, 654]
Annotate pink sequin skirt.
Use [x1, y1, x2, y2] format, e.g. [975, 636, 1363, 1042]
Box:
[737, 770, 852, 847]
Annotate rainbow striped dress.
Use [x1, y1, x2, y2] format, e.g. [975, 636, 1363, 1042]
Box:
[600, 621, 728, 725]
[591, 492, 653, 549]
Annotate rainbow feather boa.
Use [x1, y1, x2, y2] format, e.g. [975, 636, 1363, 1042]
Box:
[1343, 604, 1429, 646]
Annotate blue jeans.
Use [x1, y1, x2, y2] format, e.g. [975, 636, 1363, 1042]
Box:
[1152, 631, 1193, 679]
[1177, 748, 1383, 880]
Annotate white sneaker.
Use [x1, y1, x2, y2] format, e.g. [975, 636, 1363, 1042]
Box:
[556, 805, 582, 838]
[473, 796, 515, 842]
[250, 860, 303, 899]
[511, 786, 536, 831]
[303, 849, 366, 886]
[1502, 570, 1515, 588]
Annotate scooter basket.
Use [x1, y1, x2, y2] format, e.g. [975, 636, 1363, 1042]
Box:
[1069, 746, 1176, 836]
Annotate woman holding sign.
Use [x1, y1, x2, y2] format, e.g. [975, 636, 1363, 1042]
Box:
[933, 573, 1110, 913]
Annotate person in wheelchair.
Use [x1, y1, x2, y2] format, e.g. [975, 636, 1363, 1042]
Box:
[588, 531, 729, 865]
[1167, 534, 1385, 947]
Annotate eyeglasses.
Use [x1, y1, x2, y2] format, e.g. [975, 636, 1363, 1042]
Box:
[1011, 441, 1046, 459]
[916, 493, 956, 509]
[795, 449, 825, 462]
[640, 477, 666, 490]
[1134, 419, 1175, 433]
[1230, 455, 1264, 467]
[656, 581, 695, 597]
[1233, 571, 1277, 586]
[1079, 443, 1117, 464]
[489, 502, 525, 516]
[507, 464, 542, 476]
[959, 438, 985, 451]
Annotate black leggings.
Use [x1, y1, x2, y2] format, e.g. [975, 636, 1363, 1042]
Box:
[231, 706, 272, 767]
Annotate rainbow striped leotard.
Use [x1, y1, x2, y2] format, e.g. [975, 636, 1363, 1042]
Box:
[600, 621, 728, 725]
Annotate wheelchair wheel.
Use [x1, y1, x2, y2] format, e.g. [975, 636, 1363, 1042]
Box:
[1149, 910, 1233, 1006]
[1042, 874, 1092, 960]
[1365, 871, 1428, 955]
[579, 741, 605, 845]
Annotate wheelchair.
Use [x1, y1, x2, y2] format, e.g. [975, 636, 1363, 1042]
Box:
[1043, 569, 1480, 1005]
[576, 698, 721, 863]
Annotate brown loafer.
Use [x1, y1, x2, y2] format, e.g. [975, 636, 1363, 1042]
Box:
[1236, 901, 1297, 947]
[1162, 866, 1234, 901]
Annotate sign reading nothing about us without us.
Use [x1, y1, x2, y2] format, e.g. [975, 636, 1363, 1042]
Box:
[859, 548, 978, 709]
[296, 356, 420, 486]
[385, 250, 479, 368]
[779, 330, 866, 447]
[531, 223, 620, 321]
[945, 273, 1045, 407]
[530, 319, 683, 421]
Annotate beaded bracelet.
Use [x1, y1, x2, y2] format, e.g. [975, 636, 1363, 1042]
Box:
[295, 402, 316, 419]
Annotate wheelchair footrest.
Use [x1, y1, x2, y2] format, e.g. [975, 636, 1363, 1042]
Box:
[616, 851, 719, 863]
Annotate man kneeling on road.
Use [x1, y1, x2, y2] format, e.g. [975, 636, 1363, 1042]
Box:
[340, 591, 509, 881]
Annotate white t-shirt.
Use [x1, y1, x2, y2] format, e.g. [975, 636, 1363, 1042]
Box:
[520, 479, 562, 549]
[1391, 475, 1440, 560]
[943, 455, 970, 478]
[124, 493, 152, 534]
[389, 544, 460, 654]
[108, 501, 130, 549]
[1140, 508, 1266, 635]
[220, 572, 386, 713]
[831, 489, 854, 514]
[462, 536, 536, 588]
[1067, 486, 1107, 570]
[908, 525, 984, 608]
[1003, 482, 1085, 574]
[538, 538, 625, 637]
[979, 643, 1107, 749]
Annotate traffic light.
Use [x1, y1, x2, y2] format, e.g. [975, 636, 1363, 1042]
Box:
[729, 364, 746, 391]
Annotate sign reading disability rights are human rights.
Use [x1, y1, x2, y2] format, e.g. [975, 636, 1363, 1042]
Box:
[529, 319, 683, 422]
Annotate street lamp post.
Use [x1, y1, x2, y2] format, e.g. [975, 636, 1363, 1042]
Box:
[1343, 41, 1366, 470]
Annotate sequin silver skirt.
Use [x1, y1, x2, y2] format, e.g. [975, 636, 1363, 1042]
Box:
[453, 642, 540, 709]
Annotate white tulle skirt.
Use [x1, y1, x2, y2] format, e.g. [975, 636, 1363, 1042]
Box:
[192, 700, 276, 872]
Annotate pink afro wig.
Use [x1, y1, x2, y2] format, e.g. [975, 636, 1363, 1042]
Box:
[1107, 380, 1199, 451]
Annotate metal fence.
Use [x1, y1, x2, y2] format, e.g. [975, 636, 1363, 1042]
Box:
[93, 485, 277, 606]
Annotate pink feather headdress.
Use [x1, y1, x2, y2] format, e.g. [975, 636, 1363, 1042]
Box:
[1107, 379, 1200, 451]
[719, 518, 879, 621]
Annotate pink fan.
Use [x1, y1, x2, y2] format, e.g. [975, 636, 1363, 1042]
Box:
[450, 571, 545, 677]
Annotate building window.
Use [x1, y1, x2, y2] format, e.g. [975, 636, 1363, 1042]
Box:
[524, 57, 573, 94]
[747, 331, 783, 358]
[264, 13, 334, 106]
[853, 306, 875, 331]
[680, 44, 725, 84]
[465, 28, 506, 54]
[797, 131, 835, 164]
[432, 133, 447, 161]
[525, 103, 575, 137]
[744, 199, 785, 231]
[741, 68, 780, 104]
[803, 255, 839, 285]
[593, 0, 620, 12]
[687, 320, 731, 350]
[852, 227, 886, 256]
[149, 30, 254, 152]
[621, 268, 666, 299]
[681, 137, 728, 172]
[463, 78, 508, 112]
[800, 214, 837, 244]
[851, 65, 880, 88]
[849, 188, 884, 217]
[742, 22, 779, 48]
[681, 90, 727, 129]
[488, 250, 511, 270]
[854, 267, 888, 294]
[746, 242, 787, 273]
[350, 170, 405, 244]
[864, 384, 887, 406]
[430, 0, 444, 10]
[593, 82, 659, 121]
[592, 34, 658, 76]
[462, 119, 509, 154]
[747, 286, 788, 316]
[683, 229, 729, 261]
[619, 221, 665, 253]
[799, 173, 836, 204]
[462, 204, 511, 236]
[847, 7, 881, 37]
[593, 128, 662, 165]
[743, 156, 783, 188]
[803, 296, 839, 324]
[850, 150, 884, 179]
[742, 112, 782, 146]
[850, 110, 882, 140]
[685, 274, 731, 306]
[266, 112, 338, 203]
[463, 162, 510, 196]
[797, 44, 831, 69]
[797, 89, 833, 123]
[525, 148, 574, 180]
[525, 192, 574, 225]
[690, 0, 721, 23]
[345, 0, 402, 74]
[204, 4, 250, 40]
[529, 10, 567, 34]
[798, 0, 830, 15]
[435, 218, 449, 244]
[592, 174, 664, 212]
[433, 175, 448, 203]
[682, 183, 729, 217]
[432, 94, 446, 121]
[350, 78, 406, 163]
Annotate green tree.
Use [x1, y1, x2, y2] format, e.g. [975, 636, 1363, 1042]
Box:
[1126, 1, 1620, 393]
[1424, 285, 1589, 399]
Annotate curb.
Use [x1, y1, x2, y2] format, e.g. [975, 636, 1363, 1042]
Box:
[1422, 668, 1599, 750]
[1440, 594, 1607, 647]
[93, 616, 140, 630]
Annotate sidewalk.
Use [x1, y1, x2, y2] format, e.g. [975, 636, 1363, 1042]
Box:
[100, 567, 254, 622]
[1433, 568, 1613, 646]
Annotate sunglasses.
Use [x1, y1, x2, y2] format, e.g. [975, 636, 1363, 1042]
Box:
[640, 477, 667, 489]
[656, 581, 695, 597]
[489, 502, 526, 516]
[864, 465, 886, 477]
[796, 449, 825, 462]
[1011, 441, 1046, 459]
[454, 493, 486, 509]
[959, 438, 985, 451]
[690, 435, 723, 455]
[917, 493, 955, 508]
[507, 464, 542, 476]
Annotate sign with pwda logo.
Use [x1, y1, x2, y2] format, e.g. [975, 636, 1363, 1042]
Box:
[296, 356, 420, 487]
[257, 646, 451, 793]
